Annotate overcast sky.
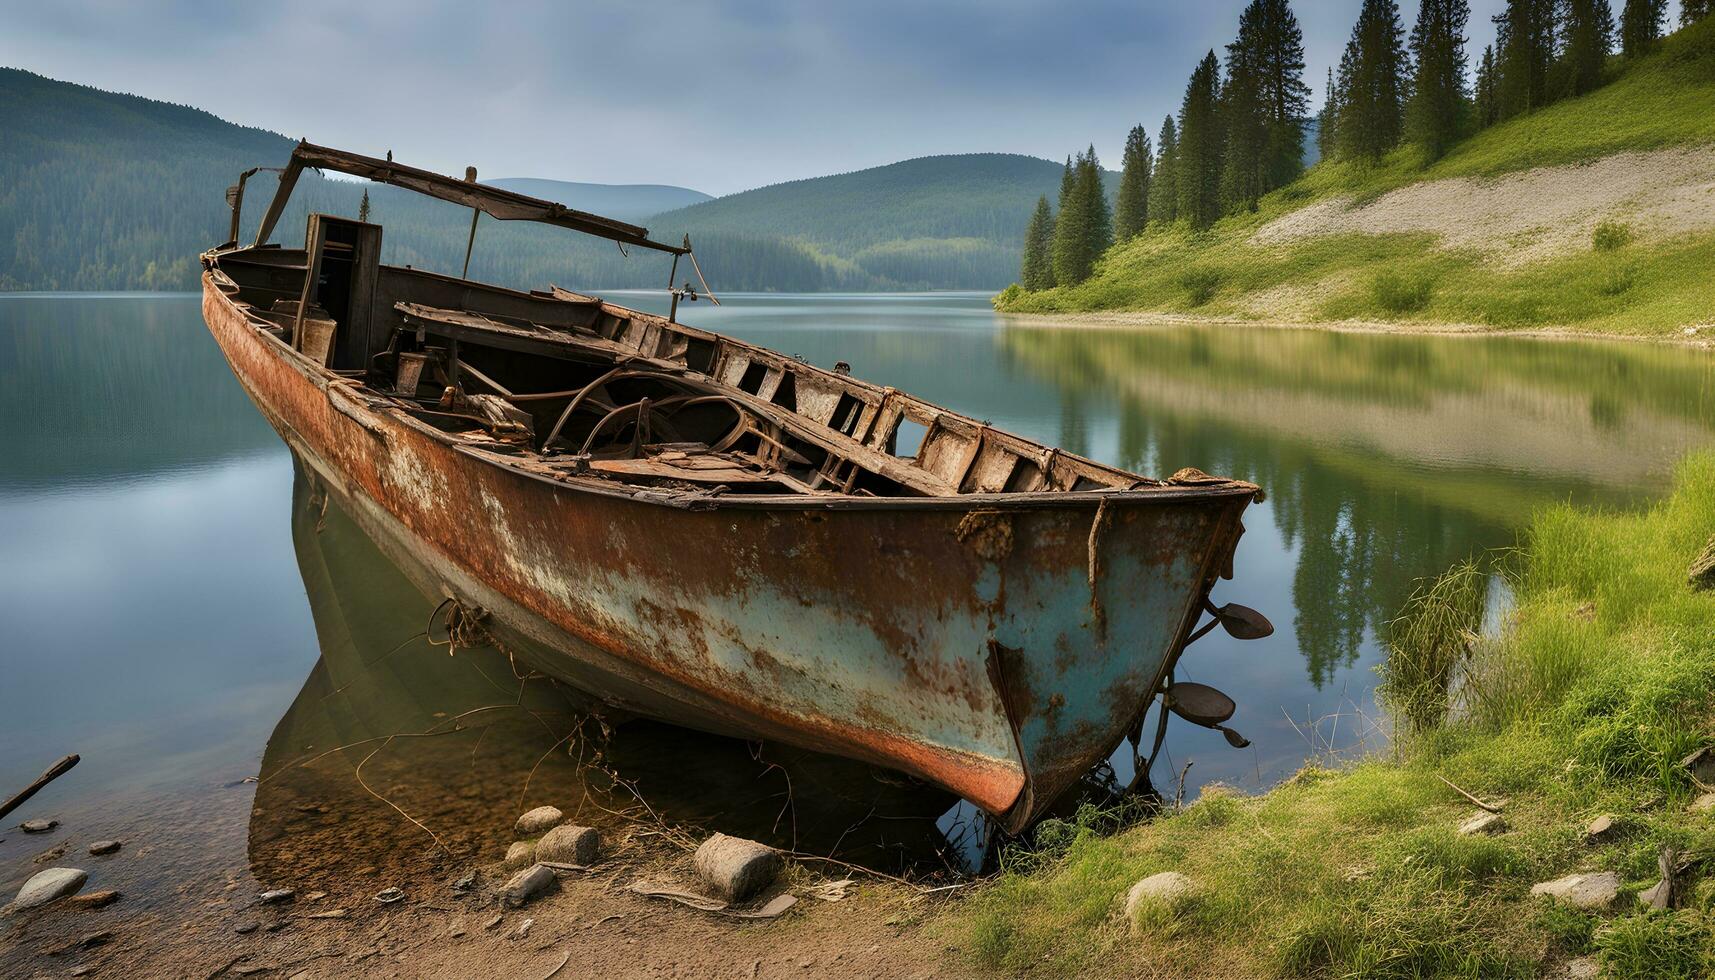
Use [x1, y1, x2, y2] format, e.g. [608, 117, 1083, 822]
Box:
[2, 0, 1649, 196]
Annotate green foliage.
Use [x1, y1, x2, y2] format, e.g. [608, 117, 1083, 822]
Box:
[1379, 560, 1488, 733]
[1113, 126, 1152, 241]
[1148, 116, 1180, 226]
[1593, 220, 1634, 251]
[1621, 0, 1670, 57]
[1336, 0, 1410, 162]
[1020, 196, 1056, 290]
[1474, 44, 1501, 129]
[1496, 0, 1558, 118]
[1558, 0, 1618, 99]
[1177, 52, 1226, 229]
[1407, 0, 1473, 160]
[1595, 910, 1715, 978]
[1050, 148, 1113, 286]
[1371, 270, 1436, 313]
[1180, 267, 1222, 306]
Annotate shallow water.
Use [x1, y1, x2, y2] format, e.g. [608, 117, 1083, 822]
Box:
[3, 292, 1713, 910]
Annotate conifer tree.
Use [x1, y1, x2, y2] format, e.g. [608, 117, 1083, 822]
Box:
[1495, 0, 1558, 118]
[1473, 44, 1500, 127]
[1149, 116, 1180, 225]
[1335, 0, 1409, 162]
[1620, 0, 1668, 55]
[1220, 39, 1268, 213]
[1021, 196, 1055, 290]
[358, 190, 371, 223]
[1078, 146, 1113, 260]
[1407, 0, 1472, 160]
[1253, 0, 1313, 188]
[1178, 52, 1226, 229]
[1114, 125, 1153, 240]
[1051, 150, 1109, 286]
[1557, 0, 1615, 98]
[1317, 66, 1341, 160]
[1684, 0, 1710, 26]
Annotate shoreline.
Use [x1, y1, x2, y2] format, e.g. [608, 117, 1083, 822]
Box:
[995, 308, 1715, 350]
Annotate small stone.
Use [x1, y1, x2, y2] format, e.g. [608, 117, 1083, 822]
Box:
[1122, 871, 1198, 921]
[503, 840, 536, 871]
[483, 913, 503, 930]
[48, 929, 113, 955]
[67, 889, 122, 909]
[536, 824, 601, 866]
[1562, 956, 1599, 979]
[1691, 792, 1715, 812]
[235, 922, 259, 934]
[304, 890, 327, 901]
[1458, 813, 1508, 836]
[511, 917, 534, 940]
[1681, 747, 1715, 787]
[71, 967, 93, 977]
[1585, 815, 1616, 842]
[265, 920, 288, 933]
[258, 889, 295, 904]
[502, 864, 555, 907]
[694, 833, 781, 903]
[88, 840, 122, 856]
[308, 908, 349, 919]
[20, 818, 57, 834]
[448, 925, 466, 938]
[514, 806, 564, 835]
[1531, 871, 1629, 911]
[374, 887, 404, 903]
[451, 871, 477, 893]
[12, 867, 87, 908]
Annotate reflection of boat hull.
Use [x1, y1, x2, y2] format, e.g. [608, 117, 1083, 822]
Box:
[203, 274, 1254, 831]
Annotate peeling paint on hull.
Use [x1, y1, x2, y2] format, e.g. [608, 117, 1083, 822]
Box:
[201, 272, 1256, 830]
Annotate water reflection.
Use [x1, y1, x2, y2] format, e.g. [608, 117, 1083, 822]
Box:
[255, 460, 965, 880]
[1000, 322, 1715, 689]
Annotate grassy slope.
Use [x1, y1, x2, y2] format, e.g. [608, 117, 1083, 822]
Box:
[940, 454, 1715, 978]
[996, 20, 1715, 337]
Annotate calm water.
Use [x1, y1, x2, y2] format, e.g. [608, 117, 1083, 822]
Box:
[3, 292, 1714, 905]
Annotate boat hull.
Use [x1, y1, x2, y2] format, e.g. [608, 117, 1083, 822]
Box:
[201, 272, 1253, 829]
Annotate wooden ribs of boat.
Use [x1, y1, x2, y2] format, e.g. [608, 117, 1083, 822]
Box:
[199, 141, 1267, 831]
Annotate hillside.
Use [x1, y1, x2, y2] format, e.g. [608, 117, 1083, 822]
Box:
[996, 19, 1715, 339]
[487, 178, 711, 225]
[0, 69, 1096, 292]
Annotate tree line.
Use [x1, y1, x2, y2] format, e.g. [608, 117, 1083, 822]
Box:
[1021, 0, 1708, 291]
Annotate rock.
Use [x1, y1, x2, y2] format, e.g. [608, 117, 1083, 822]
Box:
[451, 871, 477, 893]
[234, 922, 259, 934]
[502, 864, 555, 907]
[13, 867, 87, 908]
[1691, 792, 1715, 812]
[308, 908, 349, 919]
[448, 924, 466, 938]
[514, 806, 564, 835]
[694, 834, 782, 903]
[1680, 747, 1715, 788]
[304, 890, 327, 901]
[265, 920, 288, 933]
[511, 917, 534, 940]
[67, 889, 121, 909]
[1561, 956, 1599, 979]
[374, 887, 404, 903]
[1458, 813, 1508, 836]
[1584, 815, 1616, 842]
[482, 913, 503, 930]
[1122, 871, 1198, 921]
[503, 840, 536, 871]
[20, 818, 57, 834]
[536, 824, 601, 866]
[258, 889, 295, 904]
[1688, 536, 1715, 591]
[88, 840, 122, 856]
[48, 930, 113, 955]
[1531, 871, 1629, 911]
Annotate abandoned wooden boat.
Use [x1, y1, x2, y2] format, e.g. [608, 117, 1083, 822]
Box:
[201, 141, 1268, 832]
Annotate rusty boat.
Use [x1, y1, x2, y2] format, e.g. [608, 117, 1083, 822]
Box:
[201, 142, 1269, 832]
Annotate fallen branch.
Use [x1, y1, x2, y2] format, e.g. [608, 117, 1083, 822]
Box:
[1436, 774, 1503, 813]
[1, 754, 79, 822]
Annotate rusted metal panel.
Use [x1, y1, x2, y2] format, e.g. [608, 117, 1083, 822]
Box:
[201, 261, 1257, 830]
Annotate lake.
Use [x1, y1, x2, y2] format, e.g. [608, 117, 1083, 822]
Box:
[4, 291, 1714, 907]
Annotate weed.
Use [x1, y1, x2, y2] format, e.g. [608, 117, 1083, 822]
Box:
[1181, 268, 1222, 306]
[1593, 221, 1634, 252]
[1595, 910, 1715, 979]
[1372, 271, 1436, 314]
[1379, 560, 1488, 732]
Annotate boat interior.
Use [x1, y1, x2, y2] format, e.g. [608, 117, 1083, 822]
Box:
[207, 145, 1182, 501]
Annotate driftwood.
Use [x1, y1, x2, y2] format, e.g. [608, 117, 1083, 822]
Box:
[1436, 774, 1503, 814]
[0, 754, 79, 822]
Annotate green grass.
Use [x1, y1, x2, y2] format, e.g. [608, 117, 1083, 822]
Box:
[940, 454, 1715, 978]
[997, 19, 1715, 337]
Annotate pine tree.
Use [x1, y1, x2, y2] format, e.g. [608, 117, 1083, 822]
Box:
[1684, 0, 1710, 26]
[1052, 150, 1105, 286]
[358, 190, 371, 223]
[1021, 196, 1056, 290]
[1407, 0, 1472, 160]
[1178, 52, 1226, 229]
[1620, 0, 1668, 55]
[1079, 146, 1113, 261]
[1253, 0, 1313, 189]
[1317, 66, 1341, 159]
[1495, 0, 1558, 119]
[1113, 126, 1153, 240]
[1221, 34, 1268, 213]
[1335, 0, 1409, 162]
[1149, 116, 1180, 225]
[1473, 44, 1500, 127]
[1557, 0, 1615, 98]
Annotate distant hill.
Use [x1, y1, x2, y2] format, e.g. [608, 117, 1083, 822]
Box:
[488, 178, 711, 226]
[0, 68, 1112, 292]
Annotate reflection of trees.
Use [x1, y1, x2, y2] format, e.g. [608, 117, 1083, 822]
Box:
[995, 324, 1709, 688]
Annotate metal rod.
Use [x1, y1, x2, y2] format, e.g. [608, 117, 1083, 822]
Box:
[461, 166, 480, 279]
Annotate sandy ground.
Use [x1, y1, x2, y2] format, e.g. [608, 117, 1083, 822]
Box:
[1252, 146, 1715, 264]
